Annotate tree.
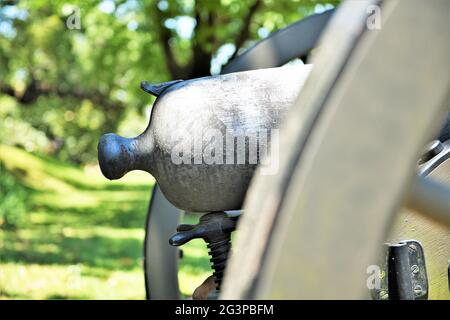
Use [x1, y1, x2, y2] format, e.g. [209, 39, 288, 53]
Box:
[0, 0, 338, 163]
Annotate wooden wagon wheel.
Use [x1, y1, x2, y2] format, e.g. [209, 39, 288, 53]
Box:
[143, 10, 334, 299]
[222, 0, 449, 299]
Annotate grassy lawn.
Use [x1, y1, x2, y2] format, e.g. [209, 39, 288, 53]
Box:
[0, 145, 210, 299]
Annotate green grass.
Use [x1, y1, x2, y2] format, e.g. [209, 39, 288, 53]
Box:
[0, 145, 211, 299]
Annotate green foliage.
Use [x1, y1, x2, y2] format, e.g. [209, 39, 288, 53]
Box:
[0, 162, 30, 229]
[0, 0, 339, 165]
[0, 96, 51, 154]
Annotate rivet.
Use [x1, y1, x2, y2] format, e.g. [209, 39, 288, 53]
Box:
[414, 284, 423, 295]
[411, 265, 419, 274]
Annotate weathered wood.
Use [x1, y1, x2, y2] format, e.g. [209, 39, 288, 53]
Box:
[222, 0, 449, 299]
[388, 158, 450, 300]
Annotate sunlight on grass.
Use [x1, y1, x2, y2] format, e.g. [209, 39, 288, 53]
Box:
[0, 145, 154, 193]
[0, 145, 210, 299]
[0, 263, 145, 299]
[33, 189, 150, 209]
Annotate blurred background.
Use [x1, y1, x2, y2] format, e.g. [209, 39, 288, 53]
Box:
[0, 0, 338, 299]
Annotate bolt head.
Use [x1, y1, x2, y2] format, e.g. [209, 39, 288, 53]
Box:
[414, 284, 423, 295]
[408, 244, 417, 253]
[379, 290, 388, 300]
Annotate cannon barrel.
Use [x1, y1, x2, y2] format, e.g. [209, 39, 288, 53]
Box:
[98, 65, 312, 212]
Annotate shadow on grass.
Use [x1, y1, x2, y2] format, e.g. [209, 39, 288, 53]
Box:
[46, 293, 91, 300]
[33, 199, 150, 229]
[1, 146, 213, 298]
[1, 230, 143, 271]
[1, 210, 212, 277]
[0, 290, 30, 299]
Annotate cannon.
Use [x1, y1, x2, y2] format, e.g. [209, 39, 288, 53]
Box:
[98, 64, 312, 212]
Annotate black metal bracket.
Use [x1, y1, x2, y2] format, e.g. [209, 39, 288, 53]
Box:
[372, 240, 428, 300]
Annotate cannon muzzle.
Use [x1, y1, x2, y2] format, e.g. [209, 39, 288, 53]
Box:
[98, 133, 137, 180]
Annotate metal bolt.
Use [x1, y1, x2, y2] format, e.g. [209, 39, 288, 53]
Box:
[408, 244, 417, 253]
[419, 140, 444, 164]
[414, 284, 423, 296]
[411, 264, 419, 274]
